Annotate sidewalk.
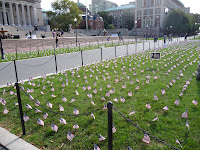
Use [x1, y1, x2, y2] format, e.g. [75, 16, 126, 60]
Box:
[0, 127, 39, 150]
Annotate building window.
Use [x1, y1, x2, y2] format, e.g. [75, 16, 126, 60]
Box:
[146, 0, 151, 6]
[137, 0, 142, 7]
[155, 8, 160, 14]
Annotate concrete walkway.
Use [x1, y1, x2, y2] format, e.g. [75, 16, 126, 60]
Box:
[0, 127, 39, 150]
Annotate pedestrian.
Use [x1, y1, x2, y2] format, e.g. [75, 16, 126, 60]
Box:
[184, 33, 188, 41]
[56, 36, 59, 48]
[164, 35, 167, 47]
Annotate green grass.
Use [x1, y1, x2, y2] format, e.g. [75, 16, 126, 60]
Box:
[0, 41, 200, 149]
[0, 40, 135, 63]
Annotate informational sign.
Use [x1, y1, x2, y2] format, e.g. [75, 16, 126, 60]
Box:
[150, 52, 161, 60]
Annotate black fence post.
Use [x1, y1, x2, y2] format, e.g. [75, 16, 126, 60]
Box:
[115, 46, 117, 57]
[16, 45, 18, 60]
[101, 48, 103, 62]
[81, 50, 83, 67]
[14, 60, 19, 82]
[107, 102, 113, 150]
[15, 82, 26, 135]
[54, 47, 58, 74]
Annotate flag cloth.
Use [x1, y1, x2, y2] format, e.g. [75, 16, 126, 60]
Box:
[94, 144, 100, 150]
[99, 134, 106, 141]
[51, 123, 58, 132]
[163, 105, 169, 111]
[3, 107, 9, 114]
[129, 110, 135, 116]
[182, 110, 188, 118]
[70, 97, 75, 103]
[35, 108, 42, 113]
[43, 112, 48, 119]
[73, 108, 79, 115]
[161, 88, 165, 95]
[152, 116, 159, 122]
[67, 131, 74, 141]
[142, 133, 150, 144]
[146, 103, 151, 109]
[73, 124, 79, 129]
[47, 102, 53, 108]
[26, 104, 32, 109]
[62, 96, 67, 102]
[91, 100, 96, 105]
[176, 139, 183, 149]
[59, 104, 64, 111]
[174, 99, 180, 105]
[91, 113, 95, 119]
[154, 94, 158, 100]
[192, 99, 198, 105]
[128, 90, 132, 97]
[112, 126, 116, 133]
[59, 117, 67, 124]
[37, 118, 44, 126]
[186, 121, 189, 130]
[128, 146, 133, 150]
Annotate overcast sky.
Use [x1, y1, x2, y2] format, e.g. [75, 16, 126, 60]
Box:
[41, 0, 200, 14]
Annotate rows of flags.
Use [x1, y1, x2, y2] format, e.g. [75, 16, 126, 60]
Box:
[0, 41, 199, 149]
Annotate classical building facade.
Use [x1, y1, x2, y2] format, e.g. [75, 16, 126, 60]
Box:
[89, 0, 118, 15]
[0, 0, 44, 26]
[135, 0, 190, 35]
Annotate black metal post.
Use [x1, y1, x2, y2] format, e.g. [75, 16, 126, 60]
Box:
[107, 102, 113, 150]
[115, 46, 117, 57]
[15, 82, 26, 135]
[16, 45, 18, 60]
[0, 36, 4, 59]
[14, 60, 19, 82]
[54, 47, 58, 74]
[76, 22, 78, 47]
[101, 48, 103, 62]
[37, 47, 39, 57]
[81, 50, 83, 67]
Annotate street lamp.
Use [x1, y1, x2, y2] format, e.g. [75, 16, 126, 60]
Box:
[74, 18, 78, 46]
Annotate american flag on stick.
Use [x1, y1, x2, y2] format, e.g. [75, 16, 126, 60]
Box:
[23, 114, 30, 122]
[37, 118, 44, 126]
[99, 134, 106, 141]
[43, 112, 48, 119]
[94, 143, 100, 150]
[182, 110, 188, 118]
[51, 123, 58, 132]
[142, 133, 150, 144]
[59, 117, 67, 124]
[152, 116, 159, 122]
[73, 124, 79, 129]
[192, 99, 198, 105]
[67, 131, 75, 141]
[73, 108, 79, 115]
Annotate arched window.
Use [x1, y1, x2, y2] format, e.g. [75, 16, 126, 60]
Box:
[145, 17, 151, 27]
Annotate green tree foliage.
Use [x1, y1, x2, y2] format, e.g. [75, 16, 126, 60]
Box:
[165, 9, 194, 35]
[107, 24, 115, 29]
[98, 11, 113, 29]
[47, 0, 82, 31]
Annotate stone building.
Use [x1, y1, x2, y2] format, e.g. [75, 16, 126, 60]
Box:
[105, 2, 135, 29]
[89, 0, 118, 15]
[134, 0, 190, 36]
[0, 0, 44, 26]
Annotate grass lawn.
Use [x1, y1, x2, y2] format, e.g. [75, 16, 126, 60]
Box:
[0, 41, 200, 150]
[0, 40, 135, 63]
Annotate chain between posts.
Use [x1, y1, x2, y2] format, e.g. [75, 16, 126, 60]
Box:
[112, 106, 180, 150]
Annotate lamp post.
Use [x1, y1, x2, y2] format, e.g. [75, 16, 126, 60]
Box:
[74, 18, 78, 46]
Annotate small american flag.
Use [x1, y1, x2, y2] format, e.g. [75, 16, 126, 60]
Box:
[176, 139, 183, 149]
[154, 94, 158, 100]
[142, 133, 150, 144]
[73, 108, 79, 115]
[35, 108, 42, 113]
[120, 96, 125, 103]
[129, 110, 135, 116]
[146, 103, 151, 109]
[91, 112, 95, 119]
[112, 125, 116, 133]
[37, 118, 44, 126]
[122, 83, 126, 89]
[152, 116, 159, 122]
[70, 97, 75, 103]
[186, 121, 189, 130]
[136, 85, 139, 90]
[75, 90, 79, 95]
[161, 88, 165, 95]
[192, 99, 198, 105]
[99, 134, 106, 141]
[163, 105, 169, 111]
[35, 99, 40, 106]
[91, 100, 96, 105]
[67, 131, 74, 141]
[73, 124, 79, 129]
[43, 112, 48, 119]
[128, 90, 132, 97]
[62, 96, 67, 102]
[26, 104, 32, 109]
[51, 123, 58, 132]
[94, 143, 100, 150]
[23, 114, 30, 122]
[51, 94, 56, 98]
[105, 91, 110, 97]
[47, 102, 53, 108]
[182, 110, 188, 118]
[59, 117, 67, 124]
[59, 104, 64, 111]
[1, 99, 6, 105]
[101, 95, 106, 101]
[174, 98, 180, 105]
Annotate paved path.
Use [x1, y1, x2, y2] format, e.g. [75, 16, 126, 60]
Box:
[0, 37, 185, 87]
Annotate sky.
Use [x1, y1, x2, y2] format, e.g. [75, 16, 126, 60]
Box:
[41, 0, 200, 14]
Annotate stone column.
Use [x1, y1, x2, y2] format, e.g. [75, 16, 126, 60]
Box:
[15, 3, 21, 26]
[33, 6, 38, 25]
[153, 8, 155, 28]
[21, 4, 26, 26]
[9, 2, 15, 26]
[2, 1, 8, 25]
[27, 5, 32, 26]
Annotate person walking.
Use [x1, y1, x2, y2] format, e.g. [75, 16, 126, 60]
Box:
[184, 33, 188, 41]
[56, 36, 58, 47]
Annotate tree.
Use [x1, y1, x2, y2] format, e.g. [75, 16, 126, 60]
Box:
[98, 11, 113, 29]
[107, 24, 115, 29]
[47, 0, 82, 31]
[165, 9, 194, 35]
